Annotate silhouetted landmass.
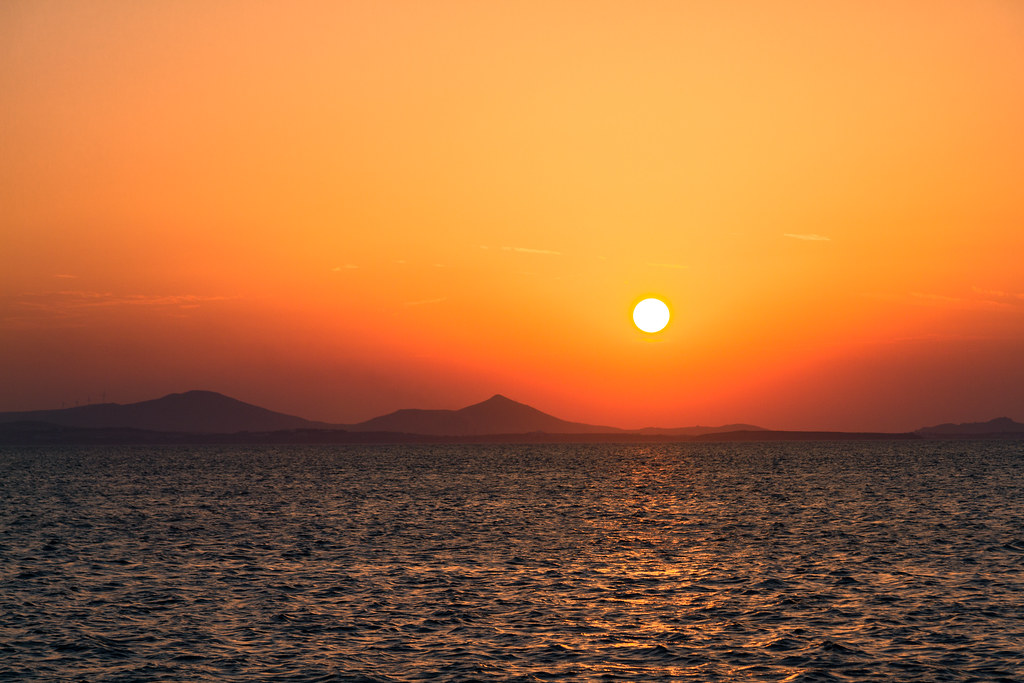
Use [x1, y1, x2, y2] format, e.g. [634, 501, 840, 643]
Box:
[0, 421, 204, 445]
[916, 417, 1024, 438]
[347, 394, 624, 435]
[0, 391, 746, 437]
[0, 421, 383, 446]
[0, 390, 1019, 445]
[634, 424, 766, 436]
[0, 422, 695, 446]
[0, 390, 336, 434]
[1, 422, 993, 447]
[692, 430, 922, 442]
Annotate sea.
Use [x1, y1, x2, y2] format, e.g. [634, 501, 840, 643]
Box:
[1, 441, 1022, 681]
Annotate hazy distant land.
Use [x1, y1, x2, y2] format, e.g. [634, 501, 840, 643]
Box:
[1, 390, 1021, 446]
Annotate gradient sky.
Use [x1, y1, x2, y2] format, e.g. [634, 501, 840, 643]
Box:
[2, 1, 1023, 431]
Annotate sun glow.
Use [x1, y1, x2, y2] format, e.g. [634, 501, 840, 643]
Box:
[1, 3, 1022, 430]
[633, 298, 670, 334]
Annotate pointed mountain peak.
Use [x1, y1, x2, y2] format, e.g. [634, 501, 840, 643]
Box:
[483, 393, 517, 404]
[463, 394, 537, 413]
[351, 392, 621, 435]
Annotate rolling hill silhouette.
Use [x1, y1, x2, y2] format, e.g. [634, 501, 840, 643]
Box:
[633, 424, 765, 437]
[917, 417, 1024, 436]
[2, 391, 746, 436]
[0, 390, 332, 434]
[6, 390, 1014, 441]
[347, 394, 623, 436]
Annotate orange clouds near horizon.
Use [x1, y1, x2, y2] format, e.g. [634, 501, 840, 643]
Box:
[2, 1, 1023, 431]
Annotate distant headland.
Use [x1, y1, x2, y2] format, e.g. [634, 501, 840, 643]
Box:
[0, 390, 1021, 445]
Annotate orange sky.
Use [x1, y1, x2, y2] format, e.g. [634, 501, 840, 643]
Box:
[2, 1, 1023, 431]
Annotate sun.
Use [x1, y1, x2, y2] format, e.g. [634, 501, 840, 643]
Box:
[633, 298, 670, 333]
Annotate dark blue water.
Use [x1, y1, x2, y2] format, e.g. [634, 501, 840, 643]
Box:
[1, 442, 1022, 681]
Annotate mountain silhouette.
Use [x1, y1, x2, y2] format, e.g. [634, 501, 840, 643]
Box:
[0, 390, 333, 434]
[0, 392, 626, 436]
[347, 394, 623, 436]
[0, 391, 756, 437]
[0, 390, 1019, 441]
[916, 417, 1024, 436]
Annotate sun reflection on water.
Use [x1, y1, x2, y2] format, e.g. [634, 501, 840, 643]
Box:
[1, 443, 1022, 680]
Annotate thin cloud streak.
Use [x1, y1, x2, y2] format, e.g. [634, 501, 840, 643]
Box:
[910, 292, 1012, 310]
[501, 246, 562, 255]
[0, 291, 235, 327]
[784, 233, 831, 241]
[972, 286, 1024, 304]
[5, 291, 233, 313]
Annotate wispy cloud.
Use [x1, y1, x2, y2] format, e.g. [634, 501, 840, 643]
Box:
[972, 287, 1024, 304]
[501, 246, 562, 255]
[784, 233, 831, 241]
[910, 292, 1012, 310]
[403, 297, 447, 307]
[5, 291, 232, 313]
[884, 332, 997, 344]
[648, 262, 687, 270]
[332, 264, 359, 271]
[53, 273, 78, 279]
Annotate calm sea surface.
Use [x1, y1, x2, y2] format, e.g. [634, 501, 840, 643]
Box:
[1, 442, 1022, 681]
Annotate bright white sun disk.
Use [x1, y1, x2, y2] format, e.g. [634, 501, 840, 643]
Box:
[633, 298, 670, 333]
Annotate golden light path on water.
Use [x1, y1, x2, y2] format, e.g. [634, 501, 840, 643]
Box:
[1, 442, 1022, 680]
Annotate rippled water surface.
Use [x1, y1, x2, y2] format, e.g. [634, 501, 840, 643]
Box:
[2, 442, 1023, 681]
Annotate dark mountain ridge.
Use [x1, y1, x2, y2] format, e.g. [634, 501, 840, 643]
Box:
[1, 390, 1019, 440]
[916, 417, 1024, 436]
[0, 391, 758, 437]
[634, 424, 766, 436]
[347, 393, 623, 436]
[0, 390, 333, 434]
